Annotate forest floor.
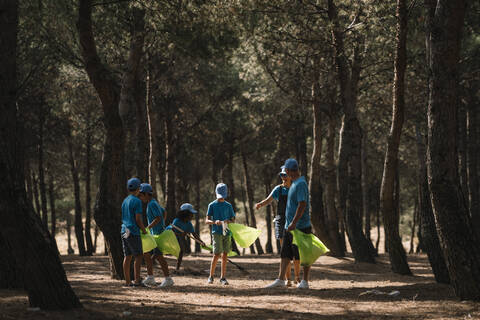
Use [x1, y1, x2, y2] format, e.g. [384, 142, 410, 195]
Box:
[1, 253, 479, 320]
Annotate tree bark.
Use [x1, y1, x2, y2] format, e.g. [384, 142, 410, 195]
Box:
[242, 152, 264, 254]
[379, 0, 411, 275]
[458, 105, 469, 196]
[32, 171, 41, 215]
[164, 102, 177, 225]
[466, 103, 480, 235]
[0, 0, 81, 307]
[67, 132, 86, 256]
[195, 174, 201, 253]
[78, 0, 127, 278]
[362, 134, 370, 239]
[328, 0, 374, 263]
[425, 0, 480, 299]
[240, 176, 255, 254]
[415, 124, 450, 283]
[409, 197, 417, 254]
[264, 181, 273, 254]
[85, 128, 94, 255]
[48, 173, 56, 237]
[37, 104, 48, 228]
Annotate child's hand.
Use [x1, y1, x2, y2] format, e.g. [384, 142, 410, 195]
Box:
[215, 220, 222, 226]
[141, 228, 147, 234]
[255, 202, 262, 210]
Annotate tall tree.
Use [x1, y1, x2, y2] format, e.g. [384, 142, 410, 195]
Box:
[379, 0, 412, 275]
[0, 0, 81, 308]
[425, 0, 480, 300]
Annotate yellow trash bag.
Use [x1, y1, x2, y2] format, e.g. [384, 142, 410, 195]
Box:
[228, 223, 261, 249]
[201, 244, 238, 257]
[141, 229, 157, 253]
[291, 229, 329, 266]
[153, 229, 181, 258]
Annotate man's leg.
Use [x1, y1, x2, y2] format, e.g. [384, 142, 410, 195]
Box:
[144, 252, 154, 276]
[123, 255, 133, 285]
[155, 255, 170, 277]
[278, 257, 291, 280]
[134, 254, 143, 284]
[293, 258, 301, 282]
[303, 265, 311, 282]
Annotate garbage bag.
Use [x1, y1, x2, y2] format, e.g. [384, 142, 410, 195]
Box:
[228, 223, 261, 249]
[141, 229, 157, 253]
[153, 229, 181, 258]
[291, 229, 329, 266]
[201, 244, 238, 257]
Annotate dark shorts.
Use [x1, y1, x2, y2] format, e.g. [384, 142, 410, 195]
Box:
[280, 226, 312, 261]
[122, 234, 143, 257]
[150, 247, 163, 256]
[176, 235, 188, 253]
[274, 215, 286, 240]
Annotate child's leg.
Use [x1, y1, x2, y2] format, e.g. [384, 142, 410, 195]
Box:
[176, 250, 184, 270]
[155, 255, 170, 277]
[133, 254, 143, 283]
[303, 265, 311, 282]
[220, 252, 228, 279]
[209, 254, 221, 278]
[123, 255, 133, 285]
[285, 260, 292, 281]
[144, 252, 154, 276]
[293, 258, 301, 282]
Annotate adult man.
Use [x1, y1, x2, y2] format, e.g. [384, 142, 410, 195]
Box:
[265, 158, 312, 289]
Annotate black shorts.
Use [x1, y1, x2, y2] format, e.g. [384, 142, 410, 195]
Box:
[122, 234, 142, 257]
[280, 226, 312, 261]
[274, 215, 286, 240]
[176, 235, 188, 253]
[150, 247, 163, 256]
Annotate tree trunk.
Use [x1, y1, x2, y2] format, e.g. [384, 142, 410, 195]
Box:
[379, 0, 411, 275]
[66, 210, 74, 254]
[362, 134, 370, 240]
[264, 181, 273, 254]
[467, 103, 480, 236]
[0, 1, 81, 307]
[242, 152, 263, 254]
[48, 173, 56, 237]
[84, 129, 94, 255]
[195, 174, 201, 253]
[164, 103, 177, 225]
[458, 105, 469, 196]
[425, 0, 480, 299]
[240, 176, 255, 254]
[78, 0, 127, 279]
[25, 159, 34, 206]
[32, 171, 41, 215]
[409, 197, 417, 254]
[328, 0, 375, 263]
[415, 124, 450, 283]
[37, 104, 48, 228]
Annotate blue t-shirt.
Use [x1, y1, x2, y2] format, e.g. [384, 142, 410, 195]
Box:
[121, 194, 143, 235]
[166, 218, 195, 235]
[285, 176, 311, 230]
[146, 199, 165, 235]
[207, 200, 235, 235]
[269, 185, 289, 201]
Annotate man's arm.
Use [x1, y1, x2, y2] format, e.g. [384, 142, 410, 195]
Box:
[255, 195, 274, 210]
[147, 216, 162, 230]
[135, 213, 147, 234]
[287, 201, 306, 232]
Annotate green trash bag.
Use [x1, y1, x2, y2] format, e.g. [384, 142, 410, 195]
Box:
[141, 229, 157, 253]
[228, 223, 261, 249]
[291, 229, 329, 266]
[153, 230, 181, 258]
[201, 244, 238, 257]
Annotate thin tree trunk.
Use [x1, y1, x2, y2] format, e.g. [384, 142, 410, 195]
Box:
[467, 104, 480, 235]
[32, 171, 41, 215]
[458, 105, 469, 196]
[264, 181, 273, 254]
[78, 0, 128, 279]
[67, 134, 86, 256]
[362, 134, 370, 239]
[240, 176, 255, 254]
[25, 159, 34, 206]
[48, 173, 56, 237]
[66, 210, 74, 254]
[409, 196, 417, 254]
[425, 0, 480, 299]
[195, 174, 201, 253]
[0, 1, 81, 307]
[93, 224, 99, 254]
[85, 129, 94, 255]
[164, 103, 176, 225]
[242, 152, 263, 254]
[38, 104, 48, 228]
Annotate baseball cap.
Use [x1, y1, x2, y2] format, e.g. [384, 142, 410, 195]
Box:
[278, 165, 287, 177]
[215, 183, 228, 199]
[139, 183, 153, 194]
[127, 177, 141, 191]
[284, 158, 299, 171]
[180, 203, 198, 214]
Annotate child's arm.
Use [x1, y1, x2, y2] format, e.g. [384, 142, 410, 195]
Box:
[135, 213, 147, 234]
[255, 195, 274, 210]
[206, 216, 222, 226]
[147, 216, 162, 230]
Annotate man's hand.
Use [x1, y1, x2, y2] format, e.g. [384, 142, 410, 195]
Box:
[141, 228, 147, 234]
[255, 202, 262, 210]
[215, 220, 222, 226]
[287, 223, 296, 232]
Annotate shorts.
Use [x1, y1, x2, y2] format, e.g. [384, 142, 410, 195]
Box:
[176, 235, 188, 253]
[212, 233, 231, 255]
[122, 233, 142, 257]
[150, 247, 163, 256]
[280, 226, 312, 261]
[274, 215, 286, 240]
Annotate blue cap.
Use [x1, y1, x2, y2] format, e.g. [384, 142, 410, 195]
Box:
[180, 203, 198, 214]
[127, 177, 141, 191]
[278, 165, 287, 176]
[284, 158, 299, 171]
[215, 183, 228, 199]
[139, 183, 153, 194]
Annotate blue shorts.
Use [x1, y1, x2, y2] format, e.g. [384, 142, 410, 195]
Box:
[150, 247, 163, 256]
[122, 234, 142, 256]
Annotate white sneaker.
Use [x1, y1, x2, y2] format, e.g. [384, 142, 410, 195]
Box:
[297, 280, 309, 289]
[159, 277, 174, 287]
[265, 279, 286, 288]
[142, 276, 157, 286]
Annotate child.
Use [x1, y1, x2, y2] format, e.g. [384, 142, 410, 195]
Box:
[205, 183, 235, 285]
[166, 203, 205, 271]
[255, 166, 300, 286]
[121, 177, 147, 287]
[138, 183, 174, 287]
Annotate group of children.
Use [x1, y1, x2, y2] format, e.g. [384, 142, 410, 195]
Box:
[121, 178, 236, 287]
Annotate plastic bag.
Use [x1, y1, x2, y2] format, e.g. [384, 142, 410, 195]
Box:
[201, 244, 238, 257]
[153, 229, 181, 258]
[141, 229, 157, 253]
[228, 223, 261, 248]
[291, 229, 329, 266]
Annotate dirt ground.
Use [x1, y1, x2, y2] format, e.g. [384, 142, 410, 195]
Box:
[1, 252, 479, 320]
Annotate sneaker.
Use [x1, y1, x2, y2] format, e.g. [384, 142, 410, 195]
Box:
[265, 279, 286, 289]
[297, 280, 309, 289]
[207, 276, 214, 284]
[142, 276, 157, 287]
[286, 280, 292, 287]
[159, 277, 174, 288]
[132, 282, 146, 288]
[220, 278, 229, 285]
